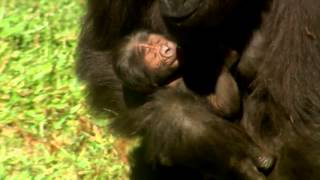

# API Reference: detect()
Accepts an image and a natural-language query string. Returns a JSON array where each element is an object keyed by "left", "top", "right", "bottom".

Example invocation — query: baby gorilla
[
  {"left": 112, "top": 31, "right": 274, "bottom": 178},
  {"left": 113, "top": 31, "right": 240, "bottom": 118},
  {"left": 113, "top": 31, "right": 180, "bottom": 93}
]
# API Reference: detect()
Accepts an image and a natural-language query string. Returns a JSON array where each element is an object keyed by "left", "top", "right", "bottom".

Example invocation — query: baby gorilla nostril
[
  {"left": 160, "top": 45, "right": 174, "bottom": 57},
  {"left": 256, "top": 155, "right": 276, "bottom": 175}
]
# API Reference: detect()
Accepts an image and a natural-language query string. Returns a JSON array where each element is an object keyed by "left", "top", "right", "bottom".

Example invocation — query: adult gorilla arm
[
  {"left": 239, "top": 0, "right": 320, "bottom": 179},
  {"left": 76, "top": 0, "right": 148, "bottom": 113}
]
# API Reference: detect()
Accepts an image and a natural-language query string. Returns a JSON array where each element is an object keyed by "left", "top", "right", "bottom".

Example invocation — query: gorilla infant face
[{"left": 138, "top": 34, "right": 178, "bottom": 71}]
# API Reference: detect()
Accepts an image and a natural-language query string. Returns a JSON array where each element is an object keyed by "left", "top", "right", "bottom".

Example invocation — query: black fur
[
  {"left": 241, "top": 1, "right": 320, "bottom": 179},
  {"left": 76, "top": 0, "right": 320, "bottom": 179}
]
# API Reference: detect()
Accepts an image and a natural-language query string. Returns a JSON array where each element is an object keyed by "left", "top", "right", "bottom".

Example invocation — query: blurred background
[{"left": 0, "top": 0, "right": 127, "bottom": 179}]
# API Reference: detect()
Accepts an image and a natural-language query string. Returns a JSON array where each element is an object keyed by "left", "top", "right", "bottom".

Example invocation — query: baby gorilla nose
[{"left": 160, "top": 42, "right": 176, "bottom": 58}]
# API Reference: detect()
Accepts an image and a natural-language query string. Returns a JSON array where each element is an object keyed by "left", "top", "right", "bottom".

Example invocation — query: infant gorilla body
[
  {"left": 112, "top": 31, "right": 274, "bottom": 178},
  {"left": 113, "top": 31, "right": 240, "bottom": 118}
]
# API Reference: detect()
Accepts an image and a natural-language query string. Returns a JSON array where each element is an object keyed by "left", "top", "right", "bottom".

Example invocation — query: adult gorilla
[{"left": 76, "top": 0, "right": 320, "bottom": 179}]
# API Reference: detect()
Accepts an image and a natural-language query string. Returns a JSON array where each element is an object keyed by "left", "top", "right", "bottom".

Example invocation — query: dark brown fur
[
  {"left": 76, "top": 0, "right": 320, "bottom": 179},
  {"left": 241, "top": 1, "right": 320, "bottom": 179}
]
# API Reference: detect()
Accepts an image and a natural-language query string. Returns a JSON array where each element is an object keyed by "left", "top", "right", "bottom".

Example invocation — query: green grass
[{"left": 0, "top": 0, "right": 127, "bottom": 179}]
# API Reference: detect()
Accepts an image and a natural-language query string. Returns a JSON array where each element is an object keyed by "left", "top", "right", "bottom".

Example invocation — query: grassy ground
[{"left": 0, "top": 0, "right": 127, "bottom": 179}]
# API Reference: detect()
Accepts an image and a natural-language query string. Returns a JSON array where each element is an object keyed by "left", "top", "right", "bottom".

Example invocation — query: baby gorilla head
[{"left": 113, "top": 31, "right": 180, "bottom": 92}]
